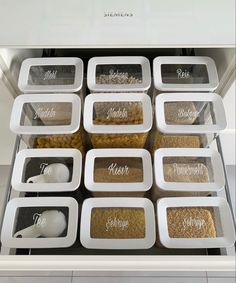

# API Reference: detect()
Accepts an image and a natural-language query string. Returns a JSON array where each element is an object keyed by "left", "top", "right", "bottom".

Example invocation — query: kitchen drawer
[{"left": 0, "top": 50, "right": 235, "bottom": 272}]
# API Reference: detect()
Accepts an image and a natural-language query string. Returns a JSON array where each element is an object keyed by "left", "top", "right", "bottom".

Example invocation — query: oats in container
[{"left": 152, "top": 148, "right": 225, "bottom": 199}]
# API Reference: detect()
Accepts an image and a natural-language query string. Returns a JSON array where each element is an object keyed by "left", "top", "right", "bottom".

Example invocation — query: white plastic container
[
  {"left": 1, "top": 197, "right": 78, "bottom": 249},
  {"left": 11, "top": 148, "right": 82, "bottom": 192},
  {"left": 80, "top": 197, "right": 155, "bottom": 249},
  {"left": 84, "top": 148, "right": 152, "bottom": 197},
  {"left": 152, "top": 148, "right": 225, "bottom": 199},
  {"left": 18, "top": 57, "right": 84, "bottom": 94},
  {"left": 10, "top": 93, "right": 85, "bottom": 154},
  {"left": 83, "top": 93, "right": 153, "bottom": 148},
  {"left": 153, "top": 56, "right": 219, "bottom": 92},
  {"left": 157, "top": 197, "right": 235, "bottom": 249},
  {"left": 152, "top": 92, "right": 227, "bottom": 150},
  {"left": 87, "top": 56, "right": 151, "bottom": 93}
]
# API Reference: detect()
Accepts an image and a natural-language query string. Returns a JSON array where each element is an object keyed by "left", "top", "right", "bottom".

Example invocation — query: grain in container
[
  {"left": 87, "top": 56, "right": 151, "bottom": 93},
  {"left": 152, "top": 148, "right": 225, "bottom": 199},
  {"left": 83, "top": 93, "right": 153, "bottom": 148},
  {"left": 80, "top": 197, "right": 155, "bottom": 249},
  {"left": 151, "top": 92, "right": 226, "bottom": 152},
  {"left": 157, "top": 197, "right": 235, "bottom": 249},
  {"left": 84, "top": 148, "right": 152, "bottom": 197},
  {"left": 10, "top": 93, "right": 85, "bottom": 155}
]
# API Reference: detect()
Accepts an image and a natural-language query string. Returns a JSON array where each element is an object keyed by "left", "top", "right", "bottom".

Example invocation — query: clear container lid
[
  {"left": 84, "top": 93, "right": 152, "bottom": 133},
  {"left": 153, "top": 56, "right": 219, "bottom": 91},
  {"left": 154, "top": 148, "right": 225, "bottom": 192},
  {"left": 10, "top": 94, "right": 81, "bottom": 135},
  {"left": 85, "top": 149, "right": 152, "bottom": 192},
  {"left": 11, "top": 148, "right": 82, "bottom": 192},
  {"left": 1, "top": 197, "right": 78, "bottom": 249},
  {"left": 87, "top": 56, "right": 151, "bottom": 92},
  {"left": 157, "top": 197, "right": 235, "bottom": 249},
  {"left": 80, "top": 198, "right": 155, "bottom": 249},
  {"left": 155, "top": 93, "right": 226, "bottom": 134},
  {"left": 18, "top": 57, "right": 84, "bottom": 93}
]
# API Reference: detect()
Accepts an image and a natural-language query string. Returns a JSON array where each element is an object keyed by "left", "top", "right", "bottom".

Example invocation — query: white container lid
[
  {"left": 154, "top": 148, "right": 225, "bottom": 192},
  {"left": 157, "top": 197, "right": 235, "bottom": 249},
  {"left": 155, "top": 93, "right": 227, "bottom": 134},
  {"left": 11, "top": 148, "right": 82, "bottom": 192},
  {"left": 87, "top": 56, "right": 151, "bottom": 92},
  {"left": 1, "top": 197, "right": 78, "bottom": 249},
  {"left": 153, "top": 56, "right": 219, "bottom": 92},
  {"left": 84, "top": 93, "right": 152, "bottom": 134},
  {"left": 80, "top": 197, "right": 155, "bottom": 249},
  {"left": 10, "top": 93, "right": 81, "bottom": 135},
  {"left": 85, "top": 148, "right": 152, "bottom": 192},
  {"left": 18, "top": 57, "right": 84, "bottom": 93}
]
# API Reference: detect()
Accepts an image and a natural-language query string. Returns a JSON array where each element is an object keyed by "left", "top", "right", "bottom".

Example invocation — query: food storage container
[
  {"left": 84, "top": 148, "right": 152, "bottom": 197},
  {"left": 87, "top": 56, "right": 151, "bottom": 93},
  {"left": 157, "top": 197, "right": 235, "bottom": 249},
  {"left": 18, "top": 57, "right": 84, "bottom": 94},
  {"left": 83, "top": 93, "right": 153, "bottom": 148},
  {"left": 151, "top": 92, "right": 226, "bottom": 151},
  {"left": 11, "top": 148, "right": 82, "bottom": 192},
  {"left": 1, "top": 197, "right": 78, "bottom": 249},
  {"left": 10, "top": 93, "right": 85, "bottom": 154},
  {"left": 152, "top": 148, "right": 225, "bottom": 199},
  {"left": 80, "top": 197, "right": 155, "bottom": 249},
  {"left": 153, "top": 56, "right": 219, "bottom": 92}
]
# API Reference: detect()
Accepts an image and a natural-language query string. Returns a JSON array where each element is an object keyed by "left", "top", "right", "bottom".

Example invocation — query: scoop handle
[{"left": 14, "top": 225, "right": 42, "bottom": 238}]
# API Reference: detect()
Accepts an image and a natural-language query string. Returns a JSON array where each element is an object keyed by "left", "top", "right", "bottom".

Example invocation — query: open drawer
[{"left": 0, "top": 50, "right": 235, "bottom": 272}]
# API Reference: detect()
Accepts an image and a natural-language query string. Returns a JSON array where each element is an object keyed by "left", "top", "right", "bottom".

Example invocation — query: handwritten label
[
  {"left": 183, "top": 217, "right": 206, "bottom": 229},
  {"left": 107, "top": 163, "right": 129, "bottom": 176},
  {"left": 176, "top": 68, "right": 190, "bottom": 79},
  {"left": 177, "top": 108, "right": 199, "bottom": 120},
  {"left": 33, "top": 107, "right": 56, "bottom": 120},
  {"left": 106, "top": 107, "right": 128, "bottom": 119},
  {"left": 108, "top": 69, "right": 129, "bottom": 80},
  {"left": 173, "top": 163, "right": 205, "bottom": 176},
  {"left": 33, "top": 213, "right": 47, "bottom": 227},
  {"left": 105, "top": 217, "right": 129, "bottom": 231},
  {"left": 43, "top": 70, "right": 57, "bottom": 80},
  {"left": 39, "top": 163, "right": 49, "bottom": 174}
]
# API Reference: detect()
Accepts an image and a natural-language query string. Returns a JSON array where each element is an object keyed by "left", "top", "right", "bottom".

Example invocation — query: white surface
[
  {"left": 11, "top": 148, "right": 82, "bottom": 192},
  {"left": 87, "top": 56, "right": 151, "bottom": 92},
  {"left": 153, "top": 56, "right": 219, "bottom": 91},
  {"left": 208, "top": 279, "right": 236, "bottom": 283},
  {"left": 0, "top": 277, "right": 71, "bottom": 283},
  {"left": 0, "top": 0, "right": 235, "bottom": 47},
  {"left": 18, "top": 57, "right": 83, "bottom": 93},
  {"left": 72, "top": 277, "right": 207, "bottom": 283},
  {"left": 85, "top": 148, "right": 152, "bottom": 192},
  {"left": 10, "top": 93, "right": 81, "bottom": 135},
  {"left": 0, "top": 72, "right": 16, "bottom": 165},
  {"left": 1, "top": 197, "right": 78, "bottom": 248},
  {"left": 80, "top": 197, "right": 155, "bottom": 249},
  {"left": 220, "top": 80, "right": 236, "bottom": 165}
]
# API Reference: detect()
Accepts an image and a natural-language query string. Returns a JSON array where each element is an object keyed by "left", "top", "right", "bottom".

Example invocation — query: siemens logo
[{"left": 104, "top": 12, "right": 134, "bottom": 18}]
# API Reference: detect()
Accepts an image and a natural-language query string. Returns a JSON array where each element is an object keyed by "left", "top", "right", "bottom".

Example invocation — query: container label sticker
[
  {"left": 107, "top": 163, "right": 129, "bottom": 176},
  {"left": 105, "top": 217, "right": 129, "bottom": 231}
]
